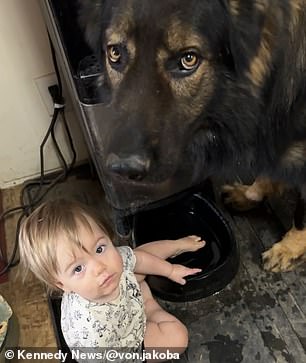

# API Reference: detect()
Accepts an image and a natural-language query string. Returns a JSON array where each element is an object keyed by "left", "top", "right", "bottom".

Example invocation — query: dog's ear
[{"left": 77, "top": 0, "right": 105, "bottom": 50}]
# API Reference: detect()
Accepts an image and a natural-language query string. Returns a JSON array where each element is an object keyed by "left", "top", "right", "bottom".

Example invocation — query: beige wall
[{"left": 0, "top": 0, "right": 88, "bottom": 188}]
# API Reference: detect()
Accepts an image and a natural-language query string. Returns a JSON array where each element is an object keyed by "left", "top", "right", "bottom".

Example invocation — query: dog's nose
[{"left": 106, "top": 153, "right": 151, "bottom": 180}]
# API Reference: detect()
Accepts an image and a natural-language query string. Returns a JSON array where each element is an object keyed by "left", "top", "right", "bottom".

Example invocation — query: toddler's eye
[
  {"left": 96, "top": 245, "right": 105, "bottom": 254},
  {"left": 74, "top": 265, "right": 84, "bottom": 274}
]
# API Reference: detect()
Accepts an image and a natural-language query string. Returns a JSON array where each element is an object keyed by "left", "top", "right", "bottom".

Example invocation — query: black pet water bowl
[{"left": 132, "top": 192, "right": 239, "bottom": 302}]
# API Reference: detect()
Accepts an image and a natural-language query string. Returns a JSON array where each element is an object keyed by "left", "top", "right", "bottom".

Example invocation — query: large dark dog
[{"left": 78, "top": 0, "right": 306, "bottom": 272}]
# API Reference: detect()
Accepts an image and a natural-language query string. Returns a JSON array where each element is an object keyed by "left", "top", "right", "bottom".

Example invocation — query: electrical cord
[
  {"left": 48, "top": 32, "right": 63, "bottom": 100},
  {"left": 0, "top": 33, "right": 77, "bottom": 277}
]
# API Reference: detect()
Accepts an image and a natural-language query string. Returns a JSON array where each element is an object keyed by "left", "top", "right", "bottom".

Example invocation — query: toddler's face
[{"left": 55, "top": 217, "right": 123, "bottom": 303}]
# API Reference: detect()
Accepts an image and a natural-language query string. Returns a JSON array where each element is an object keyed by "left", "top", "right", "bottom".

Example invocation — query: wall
[{"left": 0, "top": 0, "right": 88, "bottom": 188}]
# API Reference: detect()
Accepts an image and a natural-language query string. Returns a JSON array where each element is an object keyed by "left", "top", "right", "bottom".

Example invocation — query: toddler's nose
[{"left": 92, "top": 260, "right": 106, "bottom": 276}]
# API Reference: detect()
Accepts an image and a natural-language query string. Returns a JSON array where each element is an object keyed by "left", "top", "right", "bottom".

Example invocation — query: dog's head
[{"left": 78, "top": 0, "right": 279, "bottom": 209}]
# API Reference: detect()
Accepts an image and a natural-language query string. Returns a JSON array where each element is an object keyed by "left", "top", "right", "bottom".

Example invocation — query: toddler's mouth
[{"left": 100, "top": 273, "right": 115, "bottom": 287}]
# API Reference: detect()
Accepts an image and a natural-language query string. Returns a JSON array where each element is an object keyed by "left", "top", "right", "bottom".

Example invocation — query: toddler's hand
[{"left": 168, "top": 264, "right": 202, "bottom": 285}]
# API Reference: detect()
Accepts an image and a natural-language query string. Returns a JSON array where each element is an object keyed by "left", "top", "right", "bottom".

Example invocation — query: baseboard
[{"left": 1, "top": 159, "right": 90, "bottom": 189}]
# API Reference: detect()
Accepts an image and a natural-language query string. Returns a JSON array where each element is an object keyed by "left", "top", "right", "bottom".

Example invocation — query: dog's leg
[
  {"left": 263, "top": 189, "right": 306, "bottom": 272},
  {"left": 222, "top": 176, "right": 285, "bottom": 211}
]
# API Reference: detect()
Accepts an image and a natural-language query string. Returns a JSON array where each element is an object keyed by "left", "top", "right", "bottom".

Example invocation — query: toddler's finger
[
  {"left": 188, "top": 235, "right": 201, "bottom": 240},
  {"left": 193, "top": 236, "right": 206, "bottom": 245},
  {"left": 186, "top": 268, "right": 202, "bottom": 275},
  {"left": 179, "top": 278, "right": 186, "bottom": 285}
]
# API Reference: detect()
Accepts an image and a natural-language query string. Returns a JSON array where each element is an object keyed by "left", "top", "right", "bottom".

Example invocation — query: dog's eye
[
  {"left": 107, "top": 45, "right": 121, "bottom": 64},
  {"left": 180, "top": 52, "right": 199, "bottom": 71}
]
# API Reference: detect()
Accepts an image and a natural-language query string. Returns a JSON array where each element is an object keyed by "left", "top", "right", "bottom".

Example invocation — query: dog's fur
[{"left": 78, "top": 0, "right": 306, "bottom": 271}]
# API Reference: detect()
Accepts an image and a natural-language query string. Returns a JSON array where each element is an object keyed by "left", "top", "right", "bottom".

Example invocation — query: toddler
[{"left": 19, "top": 199, "right": 205, "bottom": 361}]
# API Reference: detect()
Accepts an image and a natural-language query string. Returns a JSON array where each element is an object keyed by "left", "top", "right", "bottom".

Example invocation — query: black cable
[
  {"left": 48, "top": 32, "right": 63, "bottom": 99},
  {"left": 61, "top": 111, "right": 77, "bottom": 172},
  {"left": 51, "top": 124, "right": 69, "bottom": 175},
  {"left": 0, "top": 209, "right": 28, "bottom": 275},
  {"left": 20, "top": 109, "right": 76, "bottom": 209}
]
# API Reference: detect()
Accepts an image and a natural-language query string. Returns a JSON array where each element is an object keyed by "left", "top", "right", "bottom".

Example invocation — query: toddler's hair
[{"left": 19, "top": 198, "right": 114, "bottom": 293}]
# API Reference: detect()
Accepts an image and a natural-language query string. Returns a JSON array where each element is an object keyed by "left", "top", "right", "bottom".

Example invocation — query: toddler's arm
[{"left": 134, "top": 249, "right": 201, "bottom": 285}]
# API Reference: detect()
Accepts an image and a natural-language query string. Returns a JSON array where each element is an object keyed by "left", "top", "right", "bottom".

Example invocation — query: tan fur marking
[
  {"left": 156, "top": 48, "right": 169, "bottom": 74},
  {"left": 105, "top": 62, "right": 124, "bottom": 85},
  {"left": 263, "top": 227, "right": 306, "bottom": 272},
  {"left": 170, "top": 62, "right": 215, "bottom": 118},
  {"left": 289, "top": 0, "right": 303, "bottom": 16},
  {"left": 248, "top": 1, "right": 304, "bottom": 88},
  {"left": 281, "top": 142, "right": 306, "bottom": 167},
  {"left": 222, "top": 177, "right": 285, "bottom": 211},
  {"left": 104, "top": 2, "right": 135, "bottom": 87},
  {"left": 248, "top": 22, "right": 273, "bottom": 88},
  {"left": 254, "top": 0, "right": 269, "bottom": 12},
  {"left": 288, "top": 0, "right": 305, "bottom": 73},
  {"left": 228, "top": 0, "right": 241, "bottom": 16},
  {"left": 169, "top": 61, "right": 212, "bottom": 94},
  {"left": 222, "top": 183, "right": 263, "bottom": 211},
  {"left": 288, "top": 1, "right": 303, "bottom": 47},
  {"left": 247, "top": 177, "right": 285, "bottom": 198},
  {"left": 228, "top": 1, "right": 274, "bottom": 89},
  {"left": 105, "top": 0, "right": 133, "bottom": 45},
  {"left": 157, "top": 17, "right": 215, "bottom": 118},
  {"left": 164, "top": 18, "right": 206, "bottom": 53}
]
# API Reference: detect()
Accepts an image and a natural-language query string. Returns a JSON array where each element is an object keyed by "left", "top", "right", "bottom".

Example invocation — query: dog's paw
[
  {"left": 262, "top": 228, "right": 306, "bottom": 272},
  {"left": 262, "top": 244, "right": 299, "bottom": 272},
  {"left": 221, "top": 183, "right": 262, "bottom": 211}
]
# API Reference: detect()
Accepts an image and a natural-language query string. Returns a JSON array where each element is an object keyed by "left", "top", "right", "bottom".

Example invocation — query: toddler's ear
[{"left": 55, "top": 280, "right": 65, "bottom": 291}]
